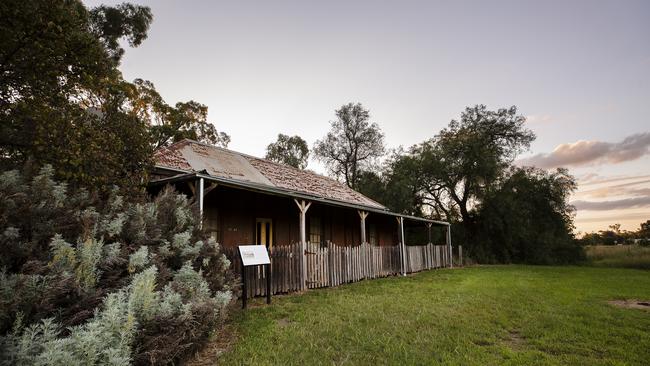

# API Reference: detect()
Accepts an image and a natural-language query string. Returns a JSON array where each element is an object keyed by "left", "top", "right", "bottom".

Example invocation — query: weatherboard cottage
[{"left": 149, "top": 139, "right": 456, "bottom": 296}]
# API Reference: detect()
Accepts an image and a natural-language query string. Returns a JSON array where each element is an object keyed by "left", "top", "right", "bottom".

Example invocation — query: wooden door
[{"left": 255, "top": 218, "right": 273, "bottom": 248}]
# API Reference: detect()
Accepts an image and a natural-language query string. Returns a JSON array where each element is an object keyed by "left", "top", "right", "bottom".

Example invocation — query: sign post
[{"left": 238, "top": 245, "right": 272, "bottom": 309}]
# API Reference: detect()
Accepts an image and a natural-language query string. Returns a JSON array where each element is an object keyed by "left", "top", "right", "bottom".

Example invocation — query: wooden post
[
  {"left": 446, "top": 224, "right": 453, "bottom": 268},
  {"left": 195, "top": 178, "right": 205, "bottom": 228},
  {"left": 426, "top": 222, "right": 432, "bottom": 244},
  {"left": 358, "top": 210, "right": 368, "bottom": 244},
  {"left": 294, "top": 199, "right": 311, "bottom": 291},
  {"left": 397, "top": 216, "right": 406, "bottom": 276}
]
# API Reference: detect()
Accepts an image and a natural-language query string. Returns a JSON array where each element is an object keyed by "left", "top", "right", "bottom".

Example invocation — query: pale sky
[{"left": 86, "top": 0, "right": 650, "bottom": 234}]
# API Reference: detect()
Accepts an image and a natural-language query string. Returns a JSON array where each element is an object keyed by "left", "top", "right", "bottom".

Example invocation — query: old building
[{"left": 150, "top": 139, "right": 454, "bottom": 294}]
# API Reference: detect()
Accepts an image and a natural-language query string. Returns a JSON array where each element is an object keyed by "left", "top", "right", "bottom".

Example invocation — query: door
[{"left": 255, "top": 218, "right": 273, "bottom": 248}]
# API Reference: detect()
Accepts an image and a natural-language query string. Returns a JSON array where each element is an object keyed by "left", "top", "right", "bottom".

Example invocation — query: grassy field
[
  {"left": 585, "top": 245, "right": 650, "bottom": 270},
  {"left": 216, "top": 266, "right": 650, "bottom": 365}
]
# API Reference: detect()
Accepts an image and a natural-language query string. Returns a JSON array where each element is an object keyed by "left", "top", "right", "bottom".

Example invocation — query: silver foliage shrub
[{"left": 0, "top": 166, "right": 234, "bottom": 365}]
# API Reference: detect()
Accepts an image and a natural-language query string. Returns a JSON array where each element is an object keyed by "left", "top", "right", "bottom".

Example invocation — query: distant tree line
[{"left": 578, "top": 221, "right": 650, "bottom": 246}]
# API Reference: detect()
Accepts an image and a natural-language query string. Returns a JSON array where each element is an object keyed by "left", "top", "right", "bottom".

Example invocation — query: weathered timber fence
[{"left": 224, "top": 243, "right": 462, "bottom": 298}]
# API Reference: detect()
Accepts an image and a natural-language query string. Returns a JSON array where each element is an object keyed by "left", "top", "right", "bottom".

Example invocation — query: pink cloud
[
  {"left": 518, "top": 132, "right": 650, "bottom": 169},
  {"left": 572, "top": 196, "right": 650, "bottom": 211}
]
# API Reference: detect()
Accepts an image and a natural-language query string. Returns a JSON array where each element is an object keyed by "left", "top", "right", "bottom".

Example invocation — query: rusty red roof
[{"left": 153, "top": 139, "right": 386, "bottom": 210}]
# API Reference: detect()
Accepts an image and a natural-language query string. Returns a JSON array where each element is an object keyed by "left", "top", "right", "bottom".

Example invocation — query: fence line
[{"left": 224, "top": 243, "right": 462, "bottom": 298}]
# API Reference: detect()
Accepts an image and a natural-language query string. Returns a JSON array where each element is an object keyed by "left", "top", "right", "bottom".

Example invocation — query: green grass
[
  {"left": 218, "top": 266, "right": 650, "bottom": 365},
  {"left": 585, "top": 245, "right": 650, "bottom": 270}
]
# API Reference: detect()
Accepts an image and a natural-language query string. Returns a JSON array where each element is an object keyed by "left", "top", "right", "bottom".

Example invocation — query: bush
[
  {"left": 469, "top": 167, "right": 585, "bottom": 264},
  {"left": 0, "top": 166, "right": 235, "bottom": 365}
]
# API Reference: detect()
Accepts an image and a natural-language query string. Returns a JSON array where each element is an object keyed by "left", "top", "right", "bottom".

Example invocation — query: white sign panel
[{"left": 238, "top": 245, "right": 271, "bottom": 266}]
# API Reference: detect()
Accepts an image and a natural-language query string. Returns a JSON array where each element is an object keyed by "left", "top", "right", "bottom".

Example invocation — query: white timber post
[
  {"left": 426, "top": 222, "right": 432, "bottom": 244},
  {"left": 398, "top": 216, "right": 406, "bottom": 276},
  {"left": 196, "top": 177, "right": 205, "bottom": 228},
  {"left": 446, "top": 224, "right": 453, "bottom": 268},
  {"left": 294, "top": 199, "right": 311, "bottom": 291},
  {"left": 358, "top": 210, "right": 368, "bottom": 244}
]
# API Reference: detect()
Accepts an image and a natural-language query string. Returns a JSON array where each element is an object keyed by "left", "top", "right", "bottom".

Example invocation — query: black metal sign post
[
  {"left": 240, "top": 256, "right": 247, "bottom": 309},
  {"left": 238, "top": 245, "right": 272, "bottom": 310},
  {"left": 266, "top": 263, "right": 271, "bottom": 305}
]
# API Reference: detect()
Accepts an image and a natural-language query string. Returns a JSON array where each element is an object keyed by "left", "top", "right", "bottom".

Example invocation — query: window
[
  {"left": 309, "top": 217, "right": 321, "bottom": 244},
  {"left": 368, "top": 223, "right": 378, "bottom": 245}
]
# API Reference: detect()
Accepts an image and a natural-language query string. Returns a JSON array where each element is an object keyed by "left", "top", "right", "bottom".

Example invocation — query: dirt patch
[
  {"left": 608, "top": 299, "right": 650, "bottom": 310},
  {"left": 185, "top": 321, "right": 238, "bottom": 366},
  {"left": 504, "top": 330, "right": 526, "bottom": 350},
  {"left": 276, "top": 318, "right": 292, "bottom": 327}
]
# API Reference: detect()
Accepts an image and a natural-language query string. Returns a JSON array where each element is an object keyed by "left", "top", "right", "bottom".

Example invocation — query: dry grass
[{"left": 585, "top": 245, "right": 650, "bottom": 269}]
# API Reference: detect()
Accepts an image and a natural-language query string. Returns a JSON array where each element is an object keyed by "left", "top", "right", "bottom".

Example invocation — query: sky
[{"left": 85, "top": 0, "right": 650, "bottom": 234}]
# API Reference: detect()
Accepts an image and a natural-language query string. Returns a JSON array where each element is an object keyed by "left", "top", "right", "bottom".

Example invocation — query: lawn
[{"left": 216, "top": 266, "right": 650, "bottom": 365}]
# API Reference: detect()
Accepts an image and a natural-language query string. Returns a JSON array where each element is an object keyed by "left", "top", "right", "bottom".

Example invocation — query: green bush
[
  {"left": 469, "top": 167, "right": 585, "bottom": 264},
  {"left": 0, "top": 166, "right": 234, "bottom": 365}
]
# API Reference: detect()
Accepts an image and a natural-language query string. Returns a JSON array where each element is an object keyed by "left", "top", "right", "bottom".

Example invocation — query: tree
[
  {"left": 609, "top": 223, "right": 621, "bottom": 235},
  {"left": 133, "top": 79, "right": 230, "bottom": 150},
  {"left": 0, "top": 1, "right": 229, "bottom": 191},
  {"left": 640, "top": 220, "right": 650, "bottom": 238},
  {"left": 357, "top": 150, "right": 427, "bottom": 217},
  {"left": 415, "top": 105, "right": 535, "bottom": 227},
  {"left": 0, "top": 0, "right": 154, "bottom": 190},
  {"left": 474, "top": 167, "right": 583, "bottom": 264},
  {"left": 265, "top": 134, "right": 309, "bottom": 169},
  {"left": 313, "top": 103, "right": 385, "bottom": 189}
]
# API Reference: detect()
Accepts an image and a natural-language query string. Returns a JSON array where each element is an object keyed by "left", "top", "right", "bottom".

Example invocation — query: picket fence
[{"left": 224, "top": 242, "right": 461, "bottom": 298}]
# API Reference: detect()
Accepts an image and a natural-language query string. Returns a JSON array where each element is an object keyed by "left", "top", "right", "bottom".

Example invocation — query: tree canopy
[
  {"left": 265, "top": 134, "right": 309, "bottom": 169},
  {"left": 131, "top": 79, "right": 230, "bottom": 150},
  {"left": 474, "top": 167, "right": 582, "bottom": 264},
  {"left": 0, "top": 0, "right": 228, "bottom": 191},
  {"left": 356, "top": 105, "right": 581, "bottom": 264},
  {"left": 313, "top": 103, "right": 385, "bottom": 189},
  {"left": 416, "top": 105, "right": 535, "bottom": 224},
  {"left": 356, "top": 149, "right": 426, "bottom": 217}
]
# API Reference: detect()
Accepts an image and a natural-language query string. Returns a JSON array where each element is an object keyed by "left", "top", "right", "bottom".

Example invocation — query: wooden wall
[{"left": 202, "top": 185, "right": 400, "bottom": 249}]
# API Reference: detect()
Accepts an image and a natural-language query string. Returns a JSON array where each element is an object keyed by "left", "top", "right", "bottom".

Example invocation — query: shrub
[{"left": 0, "top": 166, "right": 234, "bottom": 365}]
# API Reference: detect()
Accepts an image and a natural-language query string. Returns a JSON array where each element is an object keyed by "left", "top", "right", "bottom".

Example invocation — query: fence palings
[{"left": 223, "top": 242, "right": 462, "bottom": 298}]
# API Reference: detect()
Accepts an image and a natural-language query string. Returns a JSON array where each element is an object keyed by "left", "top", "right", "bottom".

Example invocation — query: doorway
[{"left": 256, "top": 218, "right": 273, "bottom": 248}]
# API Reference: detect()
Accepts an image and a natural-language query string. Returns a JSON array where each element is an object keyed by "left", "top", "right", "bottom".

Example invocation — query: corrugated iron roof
[{"left": 153, "top": 139, "right": 386, "bottom": 210}]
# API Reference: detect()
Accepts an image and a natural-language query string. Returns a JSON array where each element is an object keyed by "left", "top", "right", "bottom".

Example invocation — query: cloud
[
  {"left": 577, "top": 173, "right": 650, "bottom": 186},
  {"left": 518, "top": 132, "right": 650, "bottom": 169},
  {"left": 575, "top": 212, "right": 649, "bottom": 224},
  {"left": 526, "top": 115, "right": 553, "bottom": 124},
  {"left": 572, "top": 196, "right": 650, "bottom": 211},
  {"left": 573, "top": 179, "right": 650, "bottom": 199}
]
